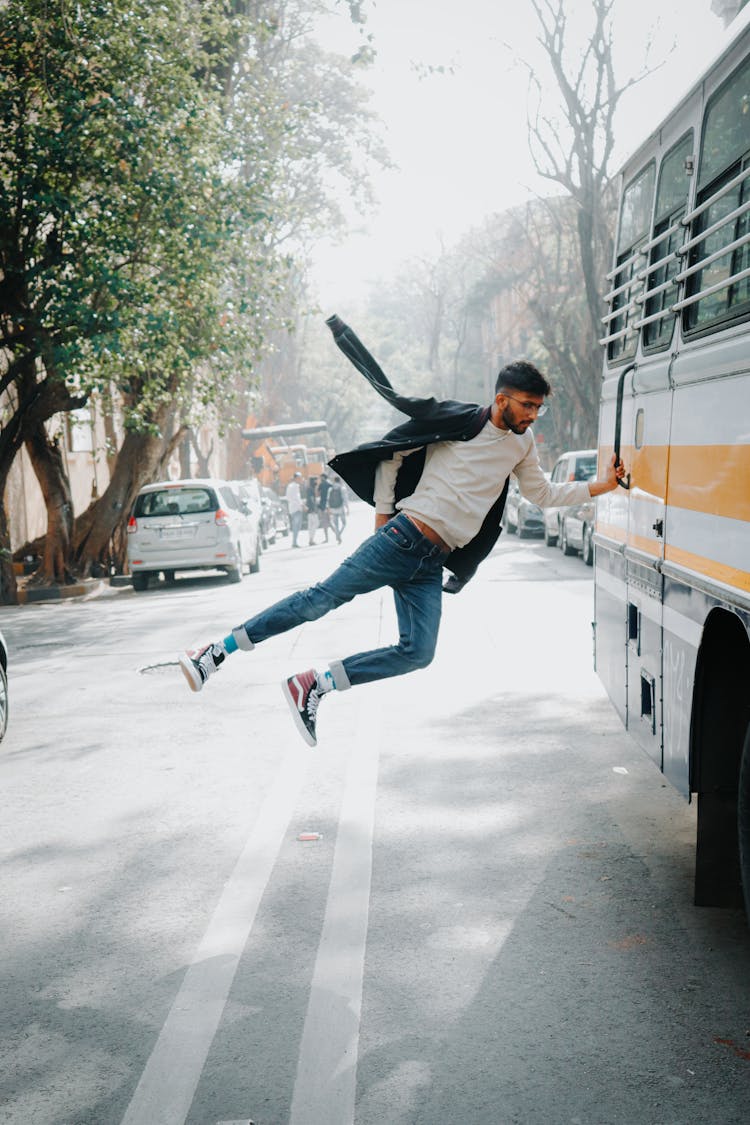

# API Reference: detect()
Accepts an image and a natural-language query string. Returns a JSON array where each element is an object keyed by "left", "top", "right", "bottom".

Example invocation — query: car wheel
[
  {"left": 228, "top": 547, "right": 243, "bottom": 583},
  {"left": 506, "top": 517, "right": 516, "bottom": 535},
  {"left": 132, "top": 572, "right": 150, "bottom": 591},
  {"left": 544, "top": 524, "right": 557, "bottom": 548},
  {"left": 582, "top": 524, "right": 594, "bottom": 566},
  {"left": 164, "top": 569, "right": 176, "bottom": 584},
  {"left": 561, "top": 523, "right": 577, "bottom": 556},
  {"left": 0, "top": 660, "right": 8, "bottom": 743},
  {"left": 249, "top": 542, "right": 261, "bottom": 574}
]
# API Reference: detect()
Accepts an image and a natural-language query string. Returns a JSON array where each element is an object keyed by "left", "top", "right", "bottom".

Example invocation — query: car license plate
[{"left": 160, "top": 525, "right": 192, "bottom": 540}]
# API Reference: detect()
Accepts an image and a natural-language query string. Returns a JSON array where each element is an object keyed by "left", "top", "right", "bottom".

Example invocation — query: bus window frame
[
  {"left": 683, "top": 55, "right": 750, "bottom": 339},
  {"left": 606, "top": 160, "right": 656, "bottom": 366},
  {"left": 641, "top": 130, "right": 694, "bottom": 355}
]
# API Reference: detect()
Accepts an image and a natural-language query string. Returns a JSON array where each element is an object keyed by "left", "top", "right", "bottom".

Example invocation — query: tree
[
  {"left": 230, "top": 0, "right": 388, "bottom": 440},
  {"left": 502, "top": 0, "right": 658, "bottom": 445},
  {"left": 0, "top": 0, "right": 278, "bottom": 588},
  {"left": 1, "top": 0, "right": 382, "bottom": 595}
]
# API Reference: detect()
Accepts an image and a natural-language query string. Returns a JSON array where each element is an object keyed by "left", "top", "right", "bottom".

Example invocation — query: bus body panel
[
  {"left": 595, "top": 9, "right": 750, "bottom": 909},
  {"left": 593, "top": 544, "right": 628, "bottom": 726}
]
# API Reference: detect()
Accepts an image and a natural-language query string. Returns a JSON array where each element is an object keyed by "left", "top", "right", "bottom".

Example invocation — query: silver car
[
  {"left": 127, "top": 479, "right": 261, "bottom": 591},
  {"left": 503, "top": 479, "right": 544, "bottom": 538},
  {"left": 542, "top": 449, "right": 598, "bottom": 547},
  {"left": 560, "top": 497, "right": 596, "bottom": 565}
]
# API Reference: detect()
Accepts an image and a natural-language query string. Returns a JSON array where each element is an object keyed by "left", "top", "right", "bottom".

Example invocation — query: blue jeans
[{"left": 239, "top": 513, "right": 448, "bottom": 689}]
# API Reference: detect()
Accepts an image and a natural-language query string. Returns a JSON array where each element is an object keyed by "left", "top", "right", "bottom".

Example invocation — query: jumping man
[{"left": 178, "top": 316, "right": 625, "bottom": 746}]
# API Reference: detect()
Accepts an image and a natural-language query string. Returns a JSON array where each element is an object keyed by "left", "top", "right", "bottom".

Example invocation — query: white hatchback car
[{"left": 127, "top": 478, "right": 260, "bottom": 591}]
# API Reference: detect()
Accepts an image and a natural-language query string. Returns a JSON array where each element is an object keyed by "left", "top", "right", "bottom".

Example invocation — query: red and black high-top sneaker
[{"left": 282, "top": 669, "right": 324, "bottom": 747}]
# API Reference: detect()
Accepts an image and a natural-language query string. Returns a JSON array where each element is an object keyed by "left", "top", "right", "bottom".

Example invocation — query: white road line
[
  {"left": 120, "top": 748, "right": 310, "bottom": 1125},
  {"left": 288, "top": 700, "right": 382, "bottom": 1125}
]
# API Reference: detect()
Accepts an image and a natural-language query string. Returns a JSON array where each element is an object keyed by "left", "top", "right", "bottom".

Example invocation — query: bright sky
[{"left": 310, "top": 0, "right": 730, "bottom": 309}]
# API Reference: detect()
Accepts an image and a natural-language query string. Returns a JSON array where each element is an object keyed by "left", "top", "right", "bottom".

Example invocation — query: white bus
[{"left": 596, "top": 9, "right": 750, "bottom": 914}]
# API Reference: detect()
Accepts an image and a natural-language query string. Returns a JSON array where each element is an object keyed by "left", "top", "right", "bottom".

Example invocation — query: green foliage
[
  {"left": 0, "top": 0, "right": 279, "bottom": 433},
  {"left": 0, "top": 0, "right": 384, "bottom": 437}
]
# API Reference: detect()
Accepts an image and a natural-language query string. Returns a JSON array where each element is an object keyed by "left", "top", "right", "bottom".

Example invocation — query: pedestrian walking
[
  {"left": 179, "top": 315, "right": 625, "bottom": 747},
  {"left": 285, "top": 472, "right": 303, "bottom": 548},
  {"left": 305, "top": 475, "right": 320, "bottom": 545},
  {"left": 318, "top": 473, "right": 331, "bottom": 543},
  {"left": 327, "top": 475, "right": 347, "bottom": 544}
]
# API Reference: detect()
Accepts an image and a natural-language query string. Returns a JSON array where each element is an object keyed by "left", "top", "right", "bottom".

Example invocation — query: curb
[{"left": 16, "top": 578, "right": 134, "bottom": 605}]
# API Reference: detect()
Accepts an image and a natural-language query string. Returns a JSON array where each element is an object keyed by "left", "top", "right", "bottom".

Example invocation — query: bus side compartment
[
  {"left": 623, "top": 562, "right": 664, "bottom": 771},
  {"left": 593, "top": 543, "right": 627, "bottom": 727}
]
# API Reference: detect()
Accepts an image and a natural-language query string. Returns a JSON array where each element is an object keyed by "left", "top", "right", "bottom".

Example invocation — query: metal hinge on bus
[{"left": 652, "top": 519, "right": 664, "bottom": 537}]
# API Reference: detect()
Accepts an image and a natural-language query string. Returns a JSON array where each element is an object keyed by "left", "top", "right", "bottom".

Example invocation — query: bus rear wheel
[{"left": 737, "top": 723, "right": 750, "bottom": 922}]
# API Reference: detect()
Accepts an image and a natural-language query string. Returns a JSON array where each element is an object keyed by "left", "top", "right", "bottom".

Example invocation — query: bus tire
[{"left": 738, "top": 722, "right": 750, "bottom": 922}]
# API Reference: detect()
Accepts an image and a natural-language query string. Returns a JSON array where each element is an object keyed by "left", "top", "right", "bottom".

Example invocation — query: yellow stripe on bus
[
  {"left": 664, "top": 543, "right": 750, "bottom": 593},
  {"left": 629, "top": 445, "right": 669, "bottom": 501},
  {"left": 667, "top": 445, "right": 750, "bottom": 522},
  {"left": 598, "top": 443, "right": 750, "bottom": 523}
]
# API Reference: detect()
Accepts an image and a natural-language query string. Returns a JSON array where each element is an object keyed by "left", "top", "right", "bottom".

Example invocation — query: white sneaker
[{"left": 178, "top": 643, "right": 225, "bottom": 693}]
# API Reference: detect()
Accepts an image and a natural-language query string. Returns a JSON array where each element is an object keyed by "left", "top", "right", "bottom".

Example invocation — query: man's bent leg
[
  {"left": 238, "top": 528, "right": 405, "bottom": 646},
  {"left": 181, "top": 516, "right": 446, "bottom": 708},
  {"left": 331, "top": 563, "right": 443, "bottom": 689}
]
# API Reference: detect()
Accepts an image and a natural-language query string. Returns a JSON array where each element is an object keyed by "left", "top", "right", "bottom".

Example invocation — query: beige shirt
[{"left": 373, "top": 419, "right": 591, "bottom": 550}]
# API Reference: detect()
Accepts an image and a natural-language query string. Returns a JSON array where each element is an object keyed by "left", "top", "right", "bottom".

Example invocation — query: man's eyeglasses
[{"left": 502, "top": 392, "right": 548, "bottom": 417}]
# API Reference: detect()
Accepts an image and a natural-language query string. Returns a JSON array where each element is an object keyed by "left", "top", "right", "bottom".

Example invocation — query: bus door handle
[{"left": 613, "top": 362, "right": 635, "bottom": 490}]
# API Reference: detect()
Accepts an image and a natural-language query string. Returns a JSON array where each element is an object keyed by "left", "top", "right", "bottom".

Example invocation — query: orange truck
[{"left": 241, "top": 422, "right": 333, "bottom": 491}]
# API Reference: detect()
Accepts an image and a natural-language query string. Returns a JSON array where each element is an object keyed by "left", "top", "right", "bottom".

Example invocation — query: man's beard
[{"left": 502, "top": 408, "right": 529, "bottom": 435}]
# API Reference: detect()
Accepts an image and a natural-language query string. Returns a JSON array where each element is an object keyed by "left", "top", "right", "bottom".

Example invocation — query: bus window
[
  {"left": 607, "top": 162, "right": 655, "bottom": 362},
  {"left": 642, "top": 133, "right": 693, "bottom": 350},
  {"left": 684, "top": 56, "right": 750, "bottom": 332}
]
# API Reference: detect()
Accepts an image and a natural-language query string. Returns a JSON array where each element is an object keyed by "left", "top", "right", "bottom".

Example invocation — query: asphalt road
[{"left": 1, "top": 505, "right": 749, "bottom": 1125}]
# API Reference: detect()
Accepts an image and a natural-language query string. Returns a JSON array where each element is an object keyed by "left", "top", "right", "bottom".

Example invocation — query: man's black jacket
[{"left": 325, "top": 315, "right": 508, "bottom": 588}]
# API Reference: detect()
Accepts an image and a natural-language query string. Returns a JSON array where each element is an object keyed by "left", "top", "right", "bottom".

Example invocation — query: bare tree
[{"left": 512, "top": 0, "right": 660, "bottom": 442}]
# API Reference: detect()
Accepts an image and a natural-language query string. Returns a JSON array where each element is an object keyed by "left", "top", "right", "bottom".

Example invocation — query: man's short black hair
[{"left": 495, "top": 360, "right": 551, "bottom": 398}]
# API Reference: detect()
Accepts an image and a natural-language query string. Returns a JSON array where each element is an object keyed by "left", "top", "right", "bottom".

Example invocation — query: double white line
[{"left": 121, "top": 703, "right": 381, "bottom": 1125}]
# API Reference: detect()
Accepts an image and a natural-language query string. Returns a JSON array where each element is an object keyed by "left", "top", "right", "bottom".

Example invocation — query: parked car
[
  {"left": 542, "top": 449, "right": 598, "bottom": 547},
  {"left": 503, "top": 479, "right": 544, "bottom": 538},
  {"left": 261, "top": 486, "right": 290, "bottom": 546},
  {"left": 0, "top": 628, "right": 8, "bottom": 743},
  {"left": 231, "top": 478, "right": 266, "bottom": 546},
  {"left": 127, "top": 478, "right": 261, "bottom": 591},
  {"left": 560, "top": 497, "right": 596, "bottom": 565}
]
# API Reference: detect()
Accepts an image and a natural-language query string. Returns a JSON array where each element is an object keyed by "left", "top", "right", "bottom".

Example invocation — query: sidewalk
[{"left": 13, "top": 573, "right": 133, "bottom": 605}]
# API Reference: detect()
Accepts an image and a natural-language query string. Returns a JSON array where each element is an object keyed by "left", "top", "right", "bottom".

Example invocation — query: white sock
[{"left": 315, "top": 669, "right": 336, "bottom": 694}]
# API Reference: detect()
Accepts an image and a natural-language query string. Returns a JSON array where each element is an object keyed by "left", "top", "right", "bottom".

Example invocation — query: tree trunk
[
  {"left": 23, "top": 420, "right": 76, "bottom": 586},
  {"left": 0, "top": 502, "right": 18, "bottom": 606},
  {"left": 0, "top": 360, "right": 35, "bottom": 605},
  {"left": 72, "top": 420, "right": 187, "bottom": 576},
  {"left": 189, "top": 429, "right": 213, "bottom": 477}
]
